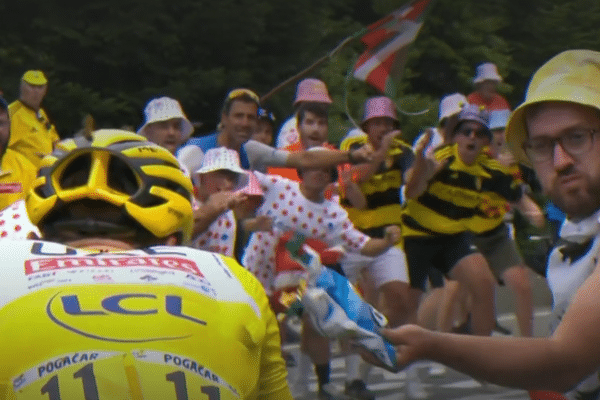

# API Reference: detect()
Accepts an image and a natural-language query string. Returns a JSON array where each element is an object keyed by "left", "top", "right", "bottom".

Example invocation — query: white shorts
[{"left": 340, "top": 246, "right": 409, "bottom": 289}]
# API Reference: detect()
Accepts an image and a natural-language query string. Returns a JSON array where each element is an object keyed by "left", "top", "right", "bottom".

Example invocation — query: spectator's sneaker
[
  {"left": 281, "top": 350, "right": 296, "bottom": 367},
  {"left": 494, "top": 321, "right": 512, "bottom": 335},
  {"left": 344, "top": 379, "right": 375, "bottom": 400},
  {"left": 318, "top": 382, "right": 346, "bottom": 400},
  {"left": 290, "top": 378, "right": 309, "bottom": 399},
  {"left": 406, "top": 380, "right": 428, "bottom": 400},
  {"left": 428, "top": 362, "right": 447, "bottom": 377}
]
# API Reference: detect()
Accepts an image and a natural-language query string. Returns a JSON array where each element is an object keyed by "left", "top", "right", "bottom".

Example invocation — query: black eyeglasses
[
  {"left": 456, "top": 126, "right": 490, "bottom": 140},
  {"left": 522, "top": 128, "right": 600, "bottom": 163}
]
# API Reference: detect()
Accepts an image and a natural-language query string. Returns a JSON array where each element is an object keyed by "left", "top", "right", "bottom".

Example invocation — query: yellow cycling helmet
[{"left": 26, "top": 129, "right": 194, "bottom": 245}]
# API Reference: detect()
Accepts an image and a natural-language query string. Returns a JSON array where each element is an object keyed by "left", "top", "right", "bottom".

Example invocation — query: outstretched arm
[
  {"left": 512, "top": 193, "right": 546, "bottom": 229},
  {"left": 242, "top": 140, "right": 373, "bottom": 170},
  {"left": 381, "top": 258, "right": 600, "bottom": 392}
]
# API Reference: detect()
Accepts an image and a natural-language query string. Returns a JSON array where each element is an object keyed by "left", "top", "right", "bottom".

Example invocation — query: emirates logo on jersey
[
  {"left": 0, "top": 182, "right": 22, "bottom": 193},
  {"left": 25, "top": 256, "right": 204, "bottom": 277}
]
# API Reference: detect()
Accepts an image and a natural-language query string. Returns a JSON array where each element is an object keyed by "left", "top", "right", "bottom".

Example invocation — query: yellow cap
[
  {"left": 506, "top": 50, "right": 600, "bottom": 167},
  {"left": 22, "top": 70, "right": 48, "bottom": 85}
]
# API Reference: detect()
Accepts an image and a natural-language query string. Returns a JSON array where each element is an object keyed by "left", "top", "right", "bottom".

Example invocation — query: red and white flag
[{"left": 353, "top": 0, "right": 434, "bottom": 95}]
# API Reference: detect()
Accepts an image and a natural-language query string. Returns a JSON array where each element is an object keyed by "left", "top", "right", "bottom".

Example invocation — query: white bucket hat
[
  {"left": 489, "top": 109, "right": 511, "bottom": 130},
  {"left": 195, "top": 147, "right": 265, "bottom": 198},
  {"left": 439, "top": 93, "right": 467, "bottom": 122},
  {"left": 195, "top": 147, "right": 245, "bottom": 175},
  {"left": 137, "top": 97, "right": 194, "bottom": 139},
  {"left": 473, "top": 62, "right": 503, "bottom": 84}
]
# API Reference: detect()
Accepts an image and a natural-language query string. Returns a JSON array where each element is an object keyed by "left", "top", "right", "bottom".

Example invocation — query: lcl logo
[{"left": 46, "top": 292, "right": 207, "bottom": 342}]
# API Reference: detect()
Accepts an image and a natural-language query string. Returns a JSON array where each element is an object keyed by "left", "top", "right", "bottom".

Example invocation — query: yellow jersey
[
  {"left": 8, "top": 101, "right": 59, "bottom": 168},
  {"left": 339, "top": 135, "right": 414, "bottom": 237},
  {"left": 0, "top": 240, "right": 292, "bottom": 400},
  {"left": 402, "top": 144, "right": 523, "bottom": 237},
  {"left": 0, "top": 149, "right": 37, "bottom": 211}
]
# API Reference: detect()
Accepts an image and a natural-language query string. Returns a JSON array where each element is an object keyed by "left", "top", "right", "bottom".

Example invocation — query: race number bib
[
  {"left": 132, "top": 350, "right": 240, "bottom": 399},
  {"left": 13, "top": 351, "right": 131, "bottom": 400}
]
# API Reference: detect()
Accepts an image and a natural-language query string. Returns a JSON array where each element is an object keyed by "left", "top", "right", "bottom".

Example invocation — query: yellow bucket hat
[
  {"left": 22, "top": 70, "right": 48, "bottom": 86},
  {"left": 506, "top": 49, "right": 600, "bottom": 166}
]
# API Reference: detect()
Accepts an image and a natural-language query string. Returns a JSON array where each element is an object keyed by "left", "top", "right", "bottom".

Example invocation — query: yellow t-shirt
[
  {"left": 339, "top": 135, "right": 414, "bottom": 237},
  {"left": 8, "top": 101, "right": 59, "bottom": 168},
  {"left": 0, "top": 148, "right": 37, "bottom": 211},
  {"left": 0, "top": 240, "right": 292, "bottom": 400},
  {"left": 402, "top": 144, "right": 523, "bottom": 237}
]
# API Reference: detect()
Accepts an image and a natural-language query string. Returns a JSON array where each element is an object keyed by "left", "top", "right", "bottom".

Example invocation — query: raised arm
[
  {"left": 403, "top": 130, "right": 441, "bottom": 199},
  {"left": 512, "top": 193, "right": 546, "bottom": 229},
  {"left": 192, "top": 191, "right": 247, "bottom": 236}
]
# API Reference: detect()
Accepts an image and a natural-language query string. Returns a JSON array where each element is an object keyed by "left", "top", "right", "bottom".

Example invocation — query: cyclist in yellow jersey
[
  {"left": 0, "top": 129, "right": 292, "bottom": 400},
  {"left": 0, "top": 96, "right": 37, "bottom": 211},
  {"left": 8, "top": 70, "right": 60, "bottom": 168}
]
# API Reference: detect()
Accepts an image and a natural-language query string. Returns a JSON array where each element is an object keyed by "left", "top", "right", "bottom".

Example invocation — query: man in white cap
[
  {"left": 467, "top": 62, "right": 511, "bottom": 111},
  {"left": 8, "top": 70, "right": 59, "bottom": 168},
  {"left": 380, "top": 49, "right": 600, "bottom": 400},
  {"left": 276, "top": 78, "right": 333, "bottom": 149},
  {"left": 413, "top": 93, "right": 468, "bottom": 157},
  {"left": 137, "top": 96, "right": 194, "bottom": 155}
]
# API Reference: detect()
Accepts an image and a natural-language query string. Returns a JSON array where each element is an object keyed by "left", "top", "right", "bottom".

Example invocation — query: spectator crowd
[{"left": 5, "top": 54, "right": 594, "bottom": 400}]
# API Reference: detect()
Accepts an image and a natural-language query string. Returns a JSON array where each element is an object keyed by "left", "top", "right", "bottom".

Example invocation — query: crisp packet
[{"left": 285, "top": 237, "right": 399, "bottom": 372}]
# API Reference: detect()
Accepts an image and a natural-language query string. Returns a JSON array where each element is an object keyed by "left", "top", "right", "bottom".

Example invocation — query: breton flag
[{"left": 353, "top": 0, "right": 434, "bottom": 95}]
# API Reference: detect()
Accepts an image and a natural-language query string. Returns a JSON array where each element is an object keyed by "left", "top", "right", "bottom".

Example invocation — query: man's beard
[{"left": 551, "top": 172, "right": 600, "bottom": 219}]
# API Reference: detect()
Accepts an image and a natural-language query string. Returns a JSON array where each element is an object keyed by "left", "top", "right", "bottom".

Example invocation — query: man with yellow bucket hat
[{"left": 366, "top": 50, "right": 600, "bottom": 399}]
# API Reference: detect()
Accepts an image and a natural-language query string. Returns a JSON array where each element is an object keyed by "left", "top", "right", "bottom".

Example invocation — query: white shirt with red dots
[
  {"left": 191, "top": 209, "right": 237, "bottom": 258},
  {"left": 242, "top": 172, "right": 369, "bottom": 294},
  {"left": 0, "top": 200, "right": 41, "bottom": 240}
]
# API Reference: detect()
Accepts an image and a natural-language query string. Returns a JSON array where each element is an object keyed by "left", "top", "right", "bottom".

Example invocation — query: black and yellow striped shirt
[
  {"left": 402, "top": 144, "right": 523, "bottom": 237},
  {"left": 340, "top": 134, "right": 414, "bottom": 238}
]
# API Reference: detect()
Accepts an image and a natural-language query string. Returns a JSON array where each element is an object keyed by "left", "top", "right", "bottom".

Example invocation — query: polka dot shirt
[
  {"left": 0, "top": 200, "right": 41, "bottom": 240},
  {"left": 242, "top": 172, "right": 368, "bottom": 294}
]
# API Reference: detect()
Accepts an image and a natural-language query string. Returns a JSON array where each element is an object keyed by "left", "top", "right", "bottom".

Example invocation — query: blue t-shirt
[
  {"left": 181, "top": 132, "right": 251, "bottom": 169},
  {"left": 184, "top": 132, "right": 218, "bottom": 153}
]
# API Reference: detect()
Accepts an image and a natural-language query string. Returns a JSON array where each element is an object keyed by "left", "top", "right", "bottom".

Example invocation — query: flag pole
[{"left": 260, "top": 30, "right": 367, "bottom": 103}]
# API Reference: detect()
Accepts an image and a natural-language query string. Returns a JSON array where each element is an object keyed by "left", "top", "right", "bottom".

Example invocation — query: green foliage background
[{"left": 1, "top": 0, "right": 598, "bottom": 147}]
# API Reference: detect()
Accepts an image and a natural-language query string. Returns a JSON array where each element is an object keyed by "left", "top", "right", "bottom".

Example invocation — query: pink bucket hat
[
  {"left": 361, "top": 96, "right": 400, "bottom": 128},
  {"left": 294, "top": 78, "right": 333, "bottom": 106}
]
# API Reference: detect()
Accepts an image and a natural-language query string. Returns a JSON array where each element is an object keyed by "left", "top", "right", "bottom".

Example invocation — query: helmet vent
[
  {"left": 60, "top": 154, "right": 92, "bottom": 189},
  {"left": 108, "top": 156, "right": 139, "bottom": 195}
]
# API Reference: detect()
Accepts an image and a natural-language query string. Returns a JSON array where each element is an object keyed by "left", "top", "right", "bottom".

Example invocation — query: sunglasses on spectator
[{"left": 456, "top": 126, "right": 490, "bottom": 140}]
